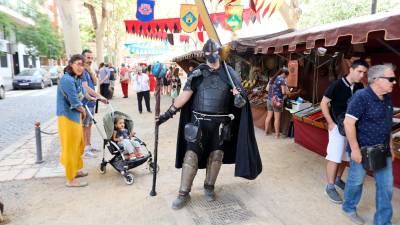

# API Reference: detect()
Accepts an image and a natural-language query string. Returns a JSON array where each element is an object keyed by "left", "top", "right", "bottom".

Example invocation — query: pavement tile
[
  {"left": 12, "top": 164, "right": 33, "bottom": 170},
  {"left": 0, "top": 166, "right": 11, "bottom": 171},
  {"left": 14, "top": 168, "right": 39, "bottom": 180},
  {"left": 0, "top": 169, "right": 20, "bottom": 182},
  {"left": 34, "top": 166, "right": 64, "bottom": 179},
  {"left": 0, "top": 158, "right": 25, "bottom": 166}
]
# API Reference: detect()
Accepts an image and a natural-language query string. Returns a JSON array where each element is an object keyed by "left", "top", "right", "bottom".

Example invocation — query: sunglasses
[{"left": 378, "top": 76, "right": 397, "bottom": 83}]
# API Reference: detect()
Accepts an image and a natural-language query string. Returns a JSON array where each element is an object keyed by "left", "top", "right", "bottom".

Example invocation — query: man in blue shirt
[
  {"left": 343, "top": 64, "right": 396, "bottom": 225},
  {"left": 81, "top": 49, "right": 107, "bottom": 158}
]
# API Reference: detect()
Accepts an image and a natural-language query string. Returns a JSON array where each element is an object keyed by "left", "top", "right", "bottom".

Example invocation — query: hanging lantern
[{"left": 224, "top": 5, "right": 243, "bottom": 31}]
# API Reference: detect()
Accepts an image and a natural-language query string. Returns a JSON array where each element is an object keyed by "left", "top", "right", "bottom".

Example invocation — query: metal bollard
[{"left": 35, "top": 122, "right": 44, "bottom": 164}]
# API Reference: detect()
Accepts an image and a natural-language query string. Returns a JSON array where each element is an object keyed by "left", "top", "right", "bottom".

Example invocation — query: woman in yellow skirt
[{"left": 57, "top": 54, "right": 88, "bottom": 187}]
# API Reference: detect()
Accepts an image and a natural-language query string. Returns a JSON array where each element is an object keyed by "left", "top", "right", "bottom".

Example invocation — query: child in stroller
[{"left": 112, "top": 116, "right": 143, "bottom": 160}]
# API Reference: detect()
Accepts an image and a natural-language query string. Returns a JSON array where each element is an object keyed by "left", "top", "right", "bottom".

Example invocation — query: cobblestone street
[{"left": 0, "top": 86, "right": 57, "bottom": 151}]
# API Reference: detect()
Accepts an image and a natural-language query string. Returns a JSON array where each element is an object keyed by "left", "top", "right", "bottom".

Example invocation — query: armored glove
[{"left": 157, "top": 105, "right": 179, "bottom": 125}]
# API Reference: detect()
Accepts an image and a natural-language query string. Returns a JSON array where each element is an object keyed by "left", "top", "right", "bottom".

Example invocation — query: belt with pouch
[{"left": 360, "top": 144, "right": 390, "bottom": 171}]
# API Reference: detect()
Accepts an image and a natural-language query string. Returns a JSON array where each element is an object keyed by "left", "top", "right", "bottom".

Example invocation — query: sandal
[
  {"left": 75, "top": 171, "right": 88, "bottom": 178},
  {"left": 65, "top": 181, "right": 88, "bottom": 188}
]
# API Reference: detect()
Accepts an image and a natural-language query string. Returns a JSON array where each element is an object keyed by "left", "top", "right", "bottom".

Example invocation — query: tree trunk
[
  {"left": 55, "top": 0, "right": 82, "bottom": 57},
  {"left": 84, "top": 0, "right": 108, "bottom": 64},
  {"left": 279, "top": 0, "right": 301, "bottom": 29}
]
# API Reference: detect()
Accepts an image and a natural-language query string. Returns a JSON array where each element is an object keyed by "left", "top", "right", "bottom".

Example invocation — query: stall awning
[
  {"left": 230, "top": 29, "right": 294, "bottom": 52},
  {"left": 255, "top": 12, "right": 400, "bottom": 54},
  {"left": 172, "top": 50, "right": 204, "bottom": 62}
]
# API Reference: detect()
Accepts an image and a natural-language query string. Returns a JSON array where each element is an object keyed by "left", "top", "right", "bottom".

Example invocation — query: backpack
[{"left": 151, "top": 62, "right": 167, "bottom": 78}]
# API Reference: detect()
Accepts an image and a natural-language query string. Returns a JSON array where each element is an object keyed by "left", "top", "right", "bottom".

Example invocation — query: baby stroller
[{"left": 85, "top": 103, "right": 159, "bottom": 185}]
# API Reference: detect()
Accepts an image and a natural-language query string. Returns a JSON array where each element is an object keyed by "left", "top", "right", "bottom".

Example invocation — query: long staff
[{"left": 150, "top": 77, "right": 162, "bottom": 196}]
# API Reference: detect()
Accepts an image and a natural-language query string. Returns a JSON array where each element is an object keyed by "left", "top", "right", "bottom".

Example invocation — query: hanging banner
[
  {"left": 287, "top": 60, "right": 298, "bottom": 87},
  {"left": 180, "top": 4, "right": 199, "bottom": 33},
  {"left": 224, "top": 5, "right": 243, "bottom": 31},
  {"left": 136, "top": 0, "right": 155, "bottom": 22}
]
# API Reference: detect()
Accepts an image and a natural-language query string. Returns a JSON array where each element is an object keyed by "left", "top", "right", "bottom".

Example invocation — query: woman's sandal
[
  {"left": 75, "top": 171, "right": 88, "bottom": 178},
  {"left": 65, "top": 181, "right": 88, "bottom": 188}
]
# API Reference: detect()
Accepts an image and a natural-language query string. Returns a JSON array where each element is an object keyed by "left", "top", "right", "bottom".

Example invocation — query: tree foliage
[
  {"left": 298, "top": 0, "right": 399, "bottom": 29},
  {"left": 0, "top": 13, "right": 15, "bottom": 38},
  {"left": 17, "top": 15, "right": 63, "bottom": 59}
]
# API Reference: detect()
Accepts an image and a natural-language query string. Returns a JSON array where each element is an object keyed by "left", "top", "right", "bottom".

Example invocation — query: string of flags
[{"left": 125, "top": 0, "right": 284, "bottom": 42}]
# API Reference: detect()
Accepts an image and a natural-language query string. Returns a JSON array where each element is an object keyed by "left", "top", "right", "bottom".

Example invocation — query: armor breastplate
[{"left": 193, "top": 71, "right": 232, "bottom": 114}]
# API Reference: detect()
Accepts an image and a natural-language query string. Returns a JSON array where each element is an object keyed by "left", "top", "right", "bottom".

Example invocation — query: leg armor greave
[
  {"left": 204, "top": 150, "right": 224, "bottom": 190},
  {"left": 179, "top": 150, "right": 198, "bottom": 195}
]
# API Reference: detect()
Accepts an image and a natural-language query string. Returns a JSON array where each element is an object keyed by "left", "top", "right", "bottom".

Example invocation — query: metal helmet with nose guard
[{"left": 203, "top": 39, "right": 221, "bottom": 64}]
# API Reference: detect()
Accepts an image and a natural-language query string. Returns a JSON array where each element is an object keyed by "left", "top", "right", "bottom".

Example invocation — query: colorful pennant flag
[
  {"left": 136, "top": 0, "right": 155, "bottom": 22},
  {"left": 249, "top": 0, "right": 284, "bottom": 19},
  {"left": 180, "top": 4, "right": 199, "bottom": 33},
  {"left": 224, "top": 5, "right": 244, "bottom": 31}
]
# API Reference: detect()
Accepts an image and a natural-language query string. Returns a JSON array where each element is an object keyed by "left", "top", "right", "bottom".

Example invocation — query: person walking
[
  {"left": 133, "top": 67, "right": 151, "bottom": 113},
  {"left": 119, "top": 63, "right": 130, "bottom": 98},
  {"left": 147, "top": 65, "right": 156, "bottom": 93},
  {"left": 108, "top": 62, "right": 117, "bottom": 99},
  {"left": 57, "top": 54, "right": 88, "bottom": 187},
  {"left": 320, "top": 59, "right": 368, "bottom": 204},
  {"left": 264, "top": 67, "right": 290, "bottom": 138},
  {"left": 99, "top": 62, "right": 110, "bottom": 99},
  {"left": 173, "top": 67, "right": 182, "bottom": 94},
  {"left": 342, "top": 64, "right": 396, "bottom": 225},
  {"left": 81, "top": 49, "right": 108, "bottom": 158},
  {"left": 157, "top": 39, "right": 262, "bottom": 210}
]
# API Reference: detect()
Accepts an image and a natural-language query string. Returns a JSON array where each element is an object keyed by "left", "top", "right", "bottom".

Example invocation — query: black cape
[{"left": 175, "top": 63, "right": 262, "bottom": 180}]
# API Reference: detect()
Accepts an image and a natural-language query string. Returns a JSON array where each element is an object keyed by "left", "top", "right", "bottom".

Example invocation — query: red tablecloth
[{"left": 294, "top": 119, "right": 400, "bottom": 187}]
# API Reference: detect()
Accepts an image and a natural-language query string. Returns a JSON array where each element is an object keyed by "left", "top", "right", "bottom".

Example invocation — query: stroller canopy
[{"left": 103, "top": 111, "right": 134, "bottom": 139}]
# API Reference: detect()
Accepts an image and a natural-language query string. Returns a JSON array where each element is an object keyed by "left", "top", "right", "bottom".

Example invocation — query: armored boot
[
  {"left": 172, "top": 150, "right": 198, "bottom": 210},
  {"left": 204, "top": 150, "right": 224, "bottom": 202}
]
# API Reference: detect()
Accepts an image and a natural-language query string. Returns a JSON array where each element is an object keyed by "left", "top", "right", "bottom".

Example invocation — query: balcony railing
[{"left": 0, "top": 0, "right": 37, "bottom": 19}]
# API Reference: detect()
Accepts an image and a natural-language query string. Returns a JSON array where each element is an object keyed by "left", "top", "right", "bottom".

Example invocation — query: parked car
[
  {"left": 46, "top": 66, "right": 63, "bottom": 85},
  {"left": 0, "top": 75, "right": 5, "bottom": 99},
  {"left": 12, "top": 69, "right": 52, "bottom": 90}
]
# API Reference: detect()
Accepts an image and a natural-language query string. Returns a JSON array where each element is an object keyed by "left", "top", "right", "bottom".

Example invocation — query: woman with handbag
[
  {"left": 264, "top": 67, "right": 290, "bottom": 138},
  {"left": 57, "top": 54, "right": 88, "bottom": 187}
]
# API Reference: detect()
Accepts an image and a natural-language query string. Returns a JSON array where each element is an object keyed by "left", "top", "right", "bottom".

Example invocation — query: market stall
[
  {"left": 173, "top": 30, "right": 297, "bottom": 134},
  {"left": 255, "top": 12, "right": 400, "bottom": 186}
]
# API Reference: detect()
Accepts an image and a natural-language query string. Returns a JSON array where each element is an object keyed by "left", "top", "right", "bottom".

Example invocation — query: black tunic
[{"left": 175, "top": 63, "right": 263, "bottom": 180}]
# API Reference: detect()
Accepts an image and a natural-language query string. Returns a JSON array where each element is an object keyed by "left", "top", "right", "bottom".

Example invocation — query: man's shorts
[
  {"left": 266, "top": 99, "right": 283, "bottom": 112},
  {"left": 83, "top": 107, "right": 95, "bottom": 127},
  {"left": 325, "top": 125, "right": 349, "bottom": 163}
]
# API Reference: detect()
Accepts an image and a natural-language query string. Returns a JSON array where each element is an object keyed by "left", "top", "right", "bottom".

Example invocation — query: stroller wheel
[
  {"left": 99, "top": 163, "right": 107, "bottom": 174},
  {"left": 124, "top": 173, "right": 134, "bottom": 185},
  {"left": 148, "top": 161, "right": 160, "bottom": 174}
]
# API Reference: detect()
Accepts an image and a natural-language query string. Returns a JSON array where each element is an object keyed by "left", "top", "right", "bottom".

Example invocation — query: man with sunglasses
[{"left": 342, "top": 64, "right": 397, "bottom": 225}]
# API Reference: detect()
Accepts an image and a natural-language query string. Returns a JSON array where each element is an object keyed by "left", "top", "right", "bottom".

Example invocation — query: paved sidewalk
[
  {"left": 0, "top": 117, "right": 64, "bottom": 181},
  {"left": 0, "top": 85, "right": 399, "bottom": 225}
]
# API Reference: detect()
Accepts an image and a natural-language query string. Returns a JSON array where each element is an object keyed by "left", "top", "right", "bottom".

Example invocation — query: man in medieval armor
[{"left": 157, "top": 39, "right": 262, "bottom": 210}]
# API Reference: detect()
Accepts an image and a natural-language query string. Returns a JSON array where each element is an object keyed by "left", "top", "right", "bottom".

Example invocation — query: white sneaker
[{"left": 83, "top": 150, "right": 97, "bottom": 158}]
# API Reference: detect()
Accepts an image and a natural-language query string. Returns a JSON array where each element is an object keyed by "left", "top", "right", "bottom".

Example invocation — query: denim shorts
[
  {"left": 83, "top": 107, "right": 95, "bottom": 127},
  {"left": 266, "top": 99, "right": 283, "bottom": 112}
]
